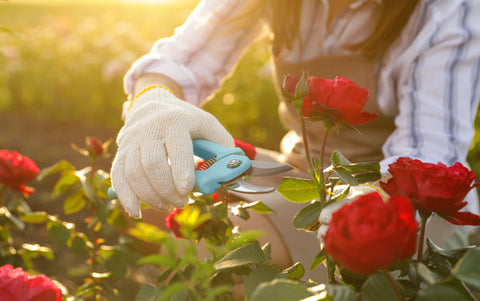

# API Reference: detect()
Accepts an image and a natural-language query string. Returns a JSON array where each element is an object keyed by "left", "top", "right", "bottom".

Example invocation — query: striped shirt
[{"left": 124, "top": 0, "right": 480, "bottom": 211}]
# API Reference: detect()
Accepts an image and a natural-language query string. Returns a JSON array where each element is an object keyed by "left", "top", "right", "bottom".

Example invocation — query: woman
[{"left": 111, "top": 0, "right": 480, "bottom": 277}]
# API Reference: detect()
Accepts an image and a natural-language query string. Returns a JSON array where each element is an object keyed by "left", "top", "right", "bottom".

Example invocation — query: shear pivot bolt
[{"left": 228, "top": 159, "right": 241, "bottom": 168}]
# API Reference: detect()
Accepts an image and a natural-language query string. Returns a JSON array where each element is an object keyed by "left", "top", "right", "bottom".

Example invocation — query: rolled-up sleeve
[
  {"left": 124, "top": 0, "right": 268, "bottom": 105},
  {"left": 380, "top": 0, "right": 480, "bottom": 171}
]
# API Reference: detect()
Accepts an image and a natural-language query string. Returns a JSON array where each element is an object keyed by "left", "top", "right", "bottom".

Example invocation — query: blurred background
[{"left": 0, "top": 0, "right": 285, "bottom": 173}]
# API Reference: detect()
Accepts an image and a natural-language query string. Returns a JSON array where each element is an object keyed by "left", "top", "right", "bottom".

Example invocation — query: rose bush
[
  {"left": 380, "top": 157, "right": 480, "bottom": 225},
  {"left": 323, "top": 191, "right": 418, "bottom": 275},
  {"left": 0, "top": 265, "right": 62, "bottom": 301},
  {"left": 2, "top": 73, "right": 480, "bottom": 300},
  {"left": 0, "top": 150, "right": 39, "bottom": 194},
  {"left": 283, "top": 74, "right": 377, "bottom": 125}
]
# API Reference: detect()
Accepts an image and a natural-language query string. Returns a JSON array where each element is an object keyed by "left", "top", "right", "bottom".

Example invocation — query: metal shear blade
[{"left": 222, "top": 160, "right": 293, "bottom": 193}]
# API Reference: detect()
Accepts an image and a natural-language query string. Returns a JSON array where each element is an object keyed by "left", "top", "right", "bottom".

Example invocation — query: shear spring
[{"left": 196, "top": 158, "right": 217, "bottom": 170}]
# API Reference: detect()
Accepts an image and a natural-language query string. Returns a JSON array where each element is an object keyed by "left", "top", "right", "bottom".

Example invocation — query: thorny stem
[{"left": 382, "top": 269, "right": 402, "bottom": 301}]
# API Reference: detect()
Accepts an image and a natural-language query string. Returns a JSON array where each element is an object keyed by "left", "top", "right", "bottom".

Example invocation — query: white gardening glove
[
  {"left": 111, "top": 87, "right": 234, "bottom": 217},
  {"left": 317, "top": 184, "right": 379, "bottom": 244}
]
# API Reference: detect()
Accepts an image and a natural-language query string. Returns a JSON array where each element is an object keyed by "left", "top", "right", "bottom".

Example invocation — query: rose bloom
[
  {"left": 283, "top": 75, "right": 377, "bottom": 125},
  {"left": 165, "top": 196, "right": 221, "bottom": 239},
  {"left": 324, "top": 192, "right": 418, "bottom": 275},
  {"left": 0, "top": 150, "right": 39, "bottom": 194},
  {"left": 165, "top": 208, "right": 184, "bottom": 238},
  {"left": 0, "top": 264, "right": 62, "bottom": 301},
  {"left": 380, "top": 157, "right": 480, "bottom": 225},
  {"left": 234, "top": 138, "right": 257, "bottom": 160},
  {"left": 87, "top": 137, "right": 104, "bottom": 157}
]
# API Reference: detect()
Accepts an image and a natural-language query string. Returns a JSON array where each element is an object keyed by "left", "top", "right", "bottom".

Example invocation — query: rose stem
[
  {"left": 0, "top": 185, "right": 6, "bottom": 207},
  {"left": 382, "top": 269, "right": 402, "bottom": 301},
  {"left": 417, "top": 213, "right": 429, "bottom": 262},
  {"left": 299, "top": 114, "right": 317, "bottom": 183},
  {"left": 319, "top": 126, "right": 332, "bottom": 203}
]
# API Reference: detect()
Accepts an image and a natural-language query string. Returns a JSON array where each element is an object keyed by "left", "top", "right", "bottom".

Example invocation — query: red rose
[
  {"left": 87, "top": 137, "right": 104, "bottom": 157},
  {"left": 234, "top": 138, "right": 257, "bottom": 160},
  {"left": 165, "top": 208, "right": 184, "bottom": 238},
  {"left": 283, "top": 75, "right": 377, "bottom": 125},
  {"left": 0, "top": 264, "right": 62, "bottom": 301},
  {"left": 0, "top": 150, "right": 39, "bottom": 194},
  {"left": 380, "top": 157, "right": 480, "bottom": 225},
  {"left": 324, "top": 192, "right": 418, "bottom": 275}
]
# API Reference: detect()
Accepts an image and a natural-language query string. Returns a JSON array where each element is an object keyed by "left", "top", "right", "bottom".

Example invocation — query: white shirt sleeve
[
  {"left": 123, "top": 0, "right": 267, "bottom": 105},
  {"left": 379, "top": 0, "right": 480, "bottom": 170}
]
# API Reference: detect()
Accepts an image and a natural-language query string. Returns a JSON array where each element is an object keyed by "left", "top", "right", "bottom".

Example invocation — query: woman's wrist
[{"left": 134, "top": 73, "right": 184, "bottom": 100}]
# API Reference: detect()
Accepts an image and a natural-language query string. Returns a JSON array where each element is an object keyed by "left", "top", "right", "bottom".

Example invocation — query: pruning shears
[
  {"left": 107, "top": 139, "right": 292, "bottom": 199},
  {"left": 193, "top": 139, "right": 292, "bottom": 195}
]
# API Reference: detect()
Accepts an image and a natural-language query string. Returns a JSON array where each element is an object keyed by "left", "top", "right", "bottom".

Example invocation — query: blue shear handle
[{"left": 193, "top": 139, "right": 251, "bottom": 195}]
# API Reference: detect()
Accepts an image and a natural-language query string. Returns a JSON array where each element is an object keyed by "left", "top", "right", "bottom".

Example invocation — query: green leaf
[
  {"left": 227, "top": 230, "right": 265, "bottom": 251},
  {"left": 362, "top": 271, "right": 402, "bottom": 301},
  {"left": 105, "top": 252, "right": 128, "bottom": 278},
  {"left": 127, "top": 222, "right": 167, "bottom": 245},
  {"left": 284, "top": 262, "right": 305, "bottom": 280},
  {"left": 107, "top": 207, "right": 127, "bottom": 229},
  {"left": 158, "top": 282, "right": 188, "bottom": 301},
  {"left": 332, "top": 167, "right": 359, "bottom": 186},
  {"left": 353, "top": 171, "right": 382, "bottom": 184},
  {"left": 63, "top": 191, "right": 87, "bottom": 214},
  {"left": 330, "top": 151, "right": 381, "bottom": 184},
  {"left": 75, "top": 167, "right": 96, "bottom": 201},
  {"left": 250, "top": 279, "right": 314, "bottom": 301},
  {"left": 310, "top": 248, "right": 327, "bottom": 271},
  {"left": 331, "top": 150, "right": 352, "bottom": 166},
  {"left": 231, "top": 205, "right": 250, "bottom": 220},
  {"left": 47, "top": 221, "right": 73, "bottom": 244},
  {"left": 331, "top": 151, "right": 380, "bottom": 172},
  {"left": 415, "top": 278, "right": 476, "bottom": 301},
  {"left": 137, "top": 254, "right": 176, "bottom": 268},
  {"left": 277, "top": 177, "right": 320, "bottom": 203},
  {"left": 0, "top": 207, "right": 25, "bottom": 230},
  {"left": 135, "top": 284, "right": 161, "bottom": 301},
  {"left": 326, "top": 284, "right": 357, "bottom": 301},
  {"left": 68, "top": 233, "right": 88, "bottom": 255},
  {"left": 242, "top": 201, "right": 275, "bottom": 214},
  {"left": 244, "top": 265, "right": 282, "bottom": 300},
  {"left": 20, "top": 211, "right": 48, "bottom": 224},
  {"left": 292, "top": 202, "right": 322, "bottom": 229},
  {"left": 214, "top": 242, "right": 267, "bottom": 271},
  {"left": 262, "top": 243, "right": 272, "bottom": 261},
  {"left": 452, "top": 247, "right": 480, "bottom": 291},
  {"left": 426, "top": 239, "right": 474, "bottom": 261},
  {"left": 37, "top": 160, "right": 75, "bottom": 181},
  {"left": 52, "top": 171, "right": 79, "bottom": 197},
  {"left": 21, "top": 244, "right": 54, "bottom": 260},
  {"left": 415, "top": 262, "right": 438, "bottom": 285}
]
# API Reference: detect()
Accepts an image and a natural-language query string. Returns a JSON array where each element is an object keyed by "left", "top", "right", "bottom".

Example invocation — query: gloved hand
[{"left": 111, "top": 86, "right": 234, "bottom": 217}]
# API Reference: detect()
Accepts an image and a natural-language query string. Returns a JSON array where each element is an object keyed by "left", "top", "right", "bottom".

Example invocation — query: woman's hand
[{"left": 111, "top": 87, "right": 234, "bottom": 217}]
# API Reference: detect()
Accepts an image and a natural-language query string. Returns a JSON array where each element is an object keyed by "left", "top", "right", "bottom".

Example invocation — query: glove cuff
[
  {"left": 122, "top": 85, "right": 175, "bottom": 120},
  {"left": 129, "top": 85, "right": 174, "bottom": 109}
]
